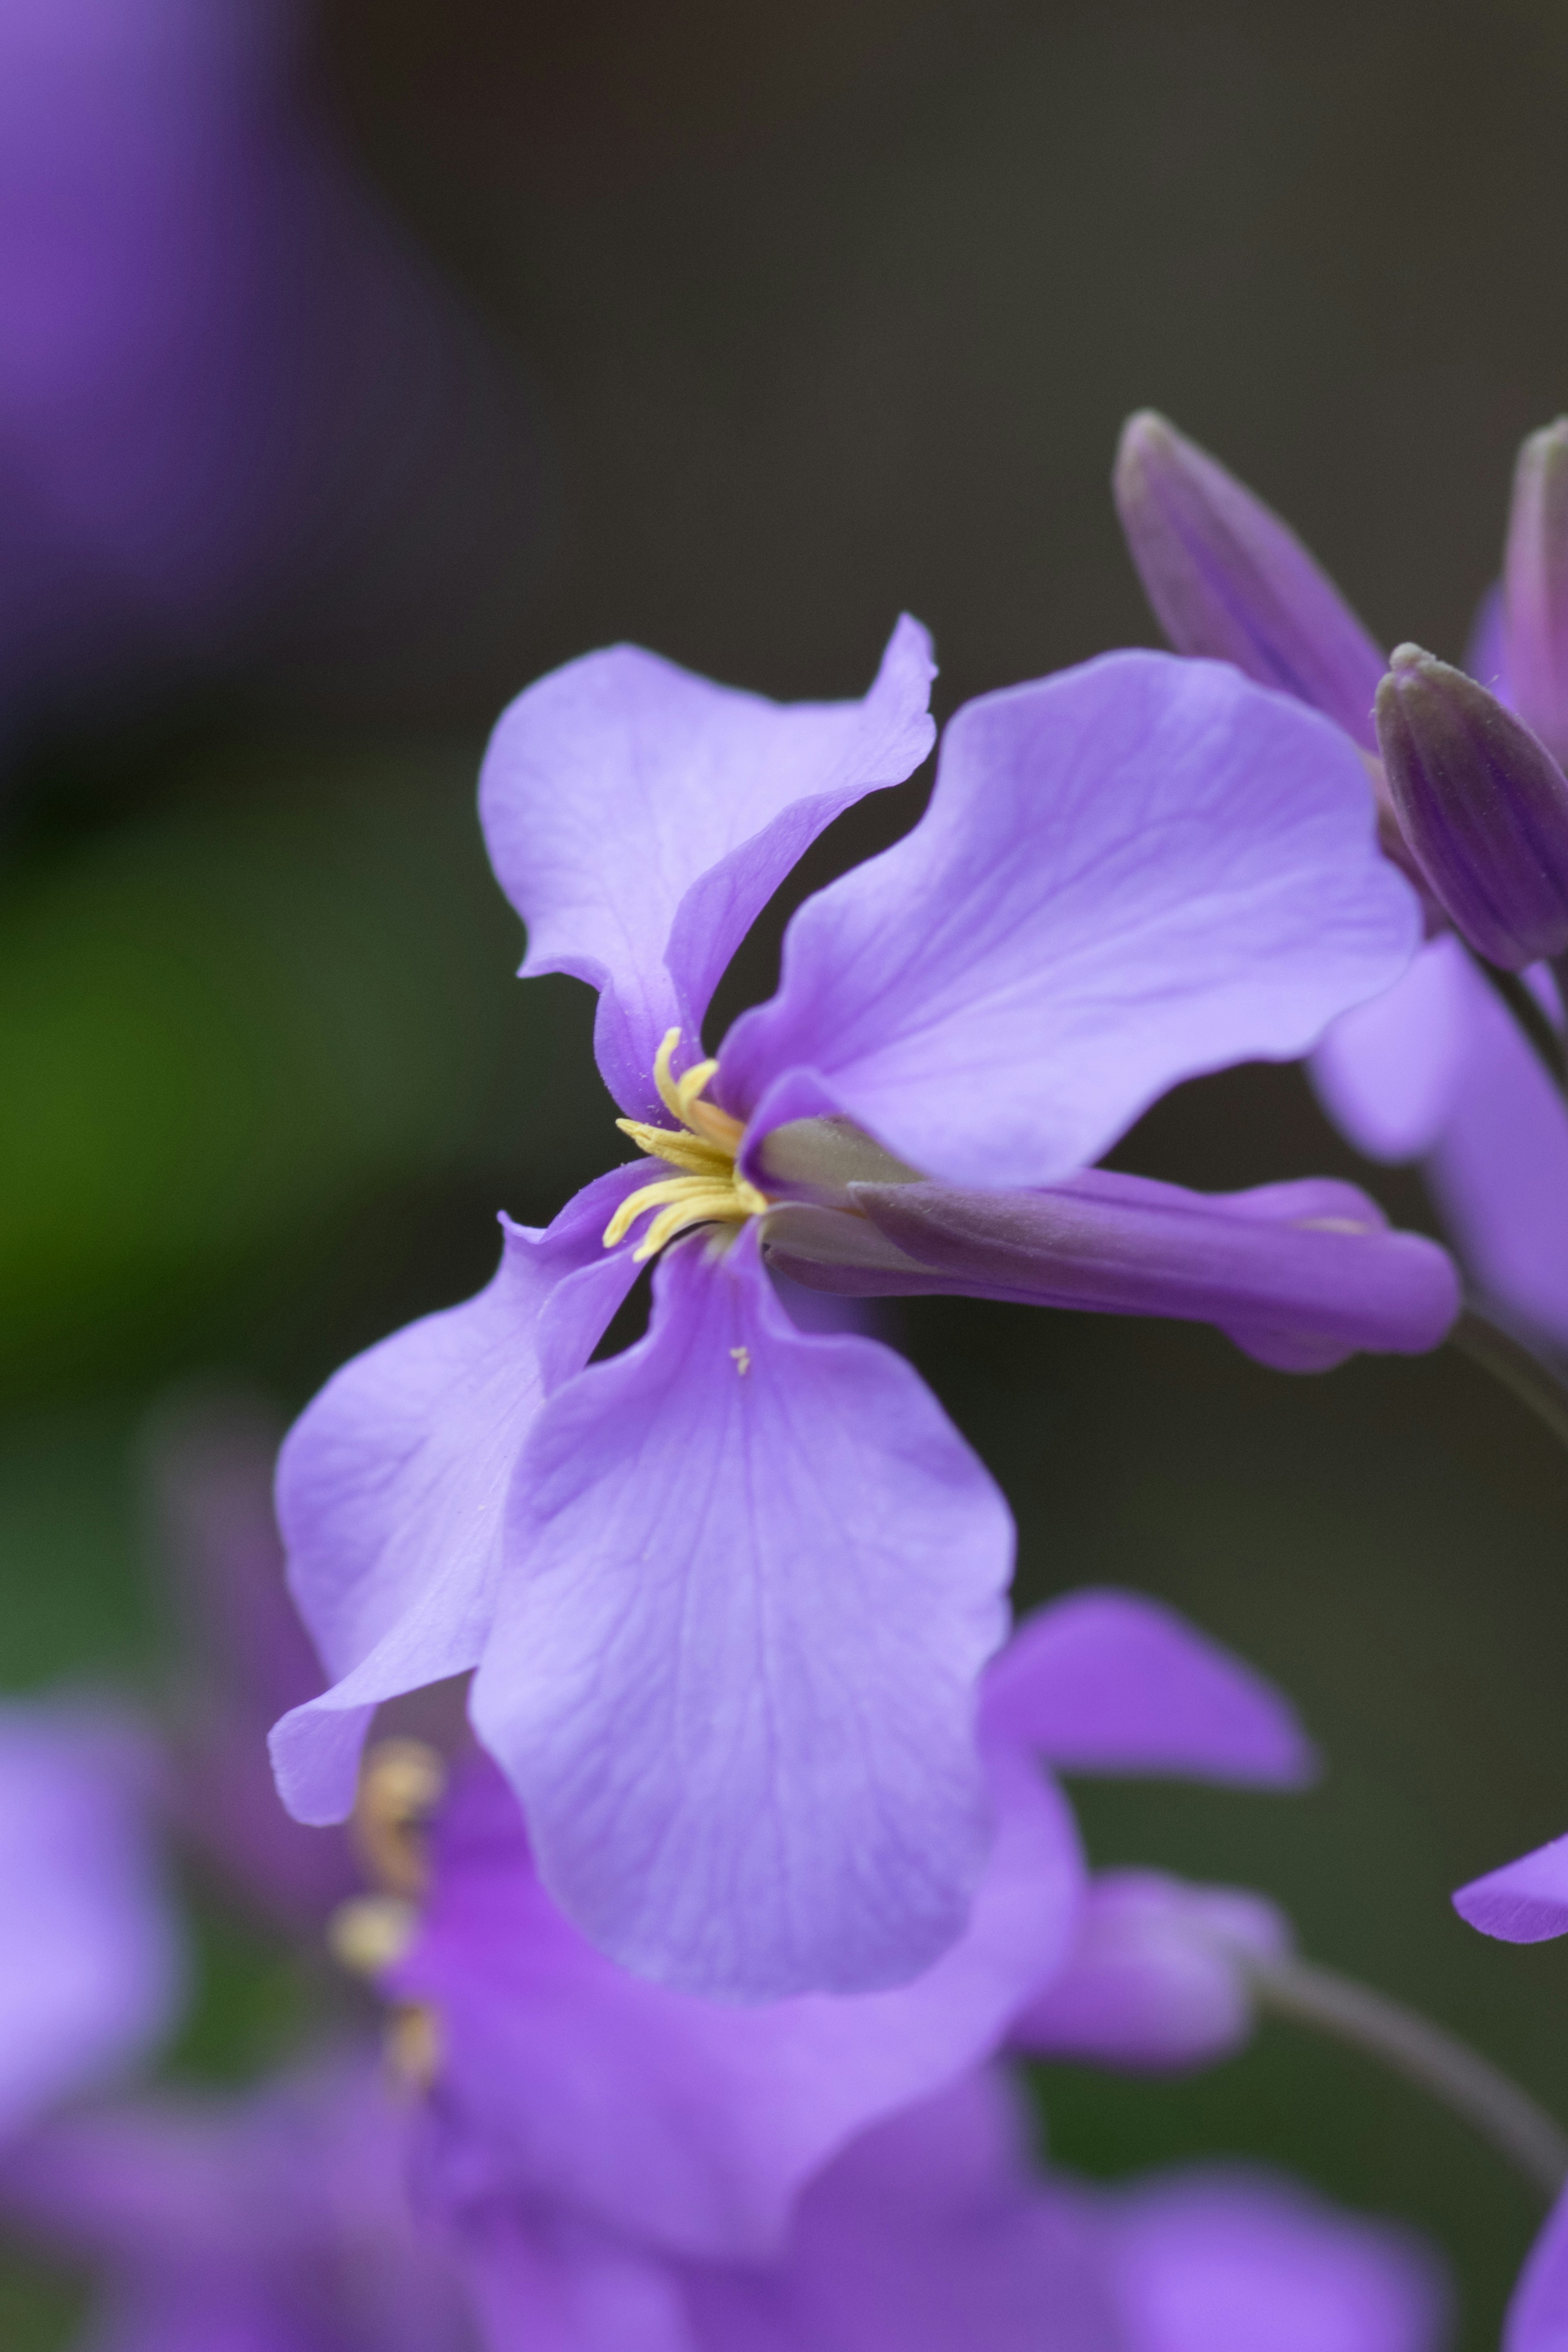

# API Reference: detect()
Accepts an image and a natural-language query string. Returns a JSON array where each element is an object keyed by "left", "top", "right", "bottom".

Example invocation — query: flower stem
[
  {"left": 1471, "top": 950, "right": 1568, "bottom": 1101},
  {"left": 1450, "top": 1305, "right": 1568, "bottom": 1457},
  {"left": 1245, "top": 1953, "right": 1568, "bottom": 2201}
]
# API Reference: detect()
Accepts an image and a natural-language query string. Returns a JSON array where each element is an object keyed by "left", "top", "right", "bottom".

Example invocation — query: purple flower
[
  {"left": 363, "top": 1589, "right": 1309, "bottom": 2266},
  {"left": 0, "top": 2049, "right": 471, "bottom": 2352},
  {"left": 0, "top": 1700, "right": 183, "bottom": 2142},
  {"left": 1011, "top": 1869, "right": 1291, "bottom": 2073},
  {"left": 270, "top": 620, "right": 1428, "bottom": 2000},
  {"left": 1117, "top": 410, "right": 1568, "bottom": 1348},
  {"left": 150, "top": 1394, "right": 359, "bottom": 1929},
  {"left": 452, "top": 2068, "right": 1447, "bottom": 2352}
]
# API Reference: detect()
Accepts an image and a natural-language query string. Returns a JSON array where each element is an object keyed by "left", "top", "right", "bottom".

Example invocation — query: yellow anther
[
  {"left": 327, "top": 1893, "right": 419, "bottom": 1976},
  {"left": 603, "top": 1027, "right": 768, "bottom": 1261}
]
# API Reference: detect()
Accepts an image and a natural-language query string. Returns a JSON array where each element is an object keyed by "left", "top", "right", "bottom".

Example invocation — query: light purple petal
[
  {"left": 393, "top": 1746, "right": 1079, "bottom": 2262},
  {"left": 980, "top": 1590, "right": 1315, "bottom": 1786},
  {"left": 719, "top": 653, "right": 1418, "bottom": 1187},
  {"left": 1012, "top": 1869, "right": 1290, "bottom": 2071},
  {"left": 686, "top": 2070, "right": 1119, "bottom": 2352},
  {"left": 452, "top": 2208, "right": 695, "bottom": 2352},
  {"left": 477, "top": 620, "right": 936, "bottom": 1117},
  {"left": 823, "top": 1168, "right": 1456, "bottom": 1370},
  {"left": 472, "top": 1224, "right": 1013, "bottom": 1999},
  {"left": 0, "top": 1704, "right": 183, "bottom": 2140},
  {"left": 269, "top": 1167, "right": 644, "bottom": 1827},
  {"left": 1114, "top": 413, "right": 1387, "bottom": 753},
  {"left": 1507, "top": 2177, "right": 1568, "bottom": 2352},
  {"left": 1453, "top": 1831, "right": 1568, "bottom": 1944},
  {"left": 1310, "top": 936, "right": 1472, "bottom": 1163},
  {"left": 1100, "top": 2167, "right": 1450, "bottom": 2352},
  {"left": 1468, "top": 581, "right": 1512, "bottom": 704},
  {"left": 1424, "top": 962, "right": 1568, "bottom": 1347},
  {"left": 150, "top": 1395, "right": 358, "bottom": 1927}
]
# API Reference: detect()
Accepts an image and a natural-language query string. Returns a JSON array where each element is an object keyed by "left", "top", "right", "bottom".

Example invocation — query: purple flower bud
[
  {"left": 1505, "top": 419, "right": 1568, "bottom": 764},
  {"left": 1114, "top": 412, "right": 1387, "bottom": 751},
  {"left": 1374, "top": 644, "right": 1568, "bottom": 969}
]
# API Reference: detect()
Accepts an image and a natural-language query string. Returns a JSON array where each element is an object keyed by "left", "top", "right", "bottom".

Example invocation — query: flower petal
[
  {"left": 1012, "top": 1869, "right": 1290, "bottom": 2072},
  {"left": 1452, "top": 1832, "right": 1568, "bottom": 1944},
  {"left": 833, "top": 1169, "right": 1457, "bottom": 1369},
  {"left": 0, "top": 1706, "right": 183, "bottom": 2140},
  {"left": 1425, "top": 965, "right": 1568, "bottom": 1347},
  {"left": 392, "top": 1748, "right": 1080, "bottom": 2263},
  {"left": 1507, "top": 2178, "right": 1568, "bottom": 2352},
  {"left": 1310, "top": 936, "right": 1472, "bottom": 1163},
  {"left": 269, "top": 1168, "right": 645, "bottom": 1827},
  {"left": 478, "top": 620, "right": 936, "bottom": 1117},
  {"left": 719, "top": 653, "right": 1418, "bottom": 1187},
  {"left": 980, "top": 1590, "right": 1315, "bottom": 1786},
  {"left": 1101, "top": 2168, "right": 1449, "bottom": 2352},
  {"left": 471, "top": 1225, "right": 1013, "bottom": 1998}
]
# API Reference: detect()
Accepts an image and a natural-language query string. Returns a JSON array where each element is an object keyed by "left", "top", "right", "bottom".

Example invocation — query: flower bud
[
  {"left": 1504, "top": 419, "right": 1568, "bottom": 764},
  {"left": 1374, "top": 643, "right": 1568, "bottom": 969},
  {"left": 1114, "top": 412, "right": 1386, "bottom": 751}
]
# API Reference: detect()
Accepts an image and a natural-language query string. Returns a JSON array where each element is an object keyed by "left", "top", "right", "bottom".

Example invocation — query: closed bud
[
  {"left": 1504, "top": 418, "right": 1568, "bottom": 763},
  {"left": 1374, "top": 644, "right": 1568, "bottom": 969},
  {"left": 1114, "top": 412, "right": 1386, "bottom": 751}
]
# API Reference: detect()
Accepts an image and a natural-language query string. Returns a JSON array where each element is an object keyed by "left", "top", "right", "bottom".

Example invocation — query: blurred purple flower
[
  {"left": 148, "top": 1393, "right": 359, "bottom": 1929},
  {"left": 456, "top": 2069, "right": 1447, "bottom": 2352},
  {"left": 1011, "top": 1869, "right": 1291, "bottom": 2074},
  {"left": 366, "top": 1589, "right": 1308, "bottom": 2265},
  {"left": 268, "top": 622, "right": 1432, "bottom": 2002},
  {"left": 0, "top": 0, "right": 543, "bottom": 749},
  {"left": 0, "top": 1700, "right": 182, "bottom": 2142},
  {"left": 1117, "top": 409, "right": 1568, "bottom": 1350},
  {"left": 0, "top": 2049, "right": 472, "bottom": 2352}
]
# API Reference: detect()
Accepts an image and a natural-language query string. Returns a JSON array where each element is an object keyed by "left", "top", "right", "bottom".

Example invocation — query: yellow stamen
[{"left": 603, "top": 1026, "right": 768, "bottom": 1261}]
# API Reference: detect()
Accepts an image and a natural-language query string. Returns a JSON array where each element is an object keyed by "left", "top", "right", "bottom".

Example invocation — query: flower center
[{"left": 603, "top": 1028, "right": 769, "bottom": 1263}]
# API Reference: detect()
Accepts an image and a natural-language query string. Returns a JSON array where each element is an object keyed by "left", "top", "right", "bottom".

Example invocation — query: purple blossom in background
[
  {"left": 150, "top": 1394, "right": 359, "bottom": 1929},
  {"left": 0, "top": 2051, "right": 473, "bottom": 2352},
  {"left": 269, "top": 618, "right": 1447, "bottom": 2001},
  {"left": 0, "top": 0, "right": 543, "bottom": 753},
  {"left": 1116, "top": 409, "right": 1568, "bottom": 1349},
  {"left": 1011, "top": 1869, "right": 1291, "bottom": 2074},
  {"left": 379, "top": 1588, "right": 1310, "bottom": 2267},
  {"left": 0, "top": 1701, "right": 182, "bottom": 2141}
]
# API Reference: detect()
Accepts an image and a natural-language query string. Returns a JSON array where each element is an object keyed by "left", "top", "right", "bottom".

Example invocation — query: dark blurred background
[{"left": 5, "top": 1, "right": 1568, "bottom": 2343}]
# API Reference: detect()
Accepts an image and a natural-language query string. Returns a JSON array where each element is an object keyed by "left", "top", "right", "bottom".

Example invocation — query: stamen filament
[{"left": 602, "top": 1028, "right": 768, "bottom": 1260}]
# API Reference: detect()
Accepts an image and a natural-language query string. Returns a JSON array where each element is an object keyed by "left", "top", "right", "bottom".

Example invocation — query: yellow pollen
[{"left": 604, "top": 1028, "right": 768, "bottom": 1261}]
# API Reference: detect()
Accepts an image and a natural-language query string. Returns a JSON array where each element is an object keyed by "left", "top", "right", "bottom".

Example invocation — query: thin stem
[
  {"left": 1470, "top": 950, "right": 1568, "bottom": 1101},
  {"left": 1450, "top": 1305, "right": 1568, "bottom": 1457},
  {"left": 1245, "top": 1953, "right": 1568, "bottom": 2202}
]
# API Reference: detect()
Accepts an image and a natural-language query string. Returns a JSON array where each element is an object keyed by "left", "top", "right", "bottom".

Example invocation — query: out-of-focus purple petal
[
  {"left": 477, "top": 621, "right": 935, "bottom": 1118},
  {"left": 821, "top": 1168, "right": 1457, "bottom": 1369},
  {"left": 1453, "top": 1831, "right": 1568, "bottom": 1943},
  {"left": 1113, "top": 413, "right": 1387, "bottom": 752},
  {"left": 1506, "top": 2175, "right": 1568, "bottom": 2352},
  {"left": 0, "top": 1704, "right": 183, "bottom": 2140},
  {"left": 0, "top": 2049, "right": 471, "bottom": 2352},
  {"left": 453, "top": 2205, "right": 696, "bottom": 2352},
  {"left": 472, "top": 1224, "right": 1012, "bottom": 2000},
  {"left": 1012, "top": 1869, "right": 1291, "bottom": 2071},
  {"left": 980, "top": 1590, "right": 1316, "bottom": 1786},
  {"left": 1504, "top": 421, "right": 1568, "bottom": 767},
  {"left": 1098, "top": 2167, "right": 1450, "bottom": 2352},
  {"left": 720, "top": 653, "right": 1417, "bottom": 1188},
  {"left": 270, "top": 1168, "right": 645, "bottom": 1828},
  {"left": 1424, "top": 964, "right": 1568, "bottom": 1347},
  {"left": 1469, "top": 583, "right": 1512, "bottom": 704},
  {"left": 1310, "top": 936, "right": 1472, "bottom": 1163},
  {"left": 149, "top": 1395, "right": 357, "bottom": 1927},
  {"left": 392, "top": 1748, "right": 1080, "bottom": 2263},
  {"left": 684, "top": 2069, "right": 1120, "bottom": 2352}
]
